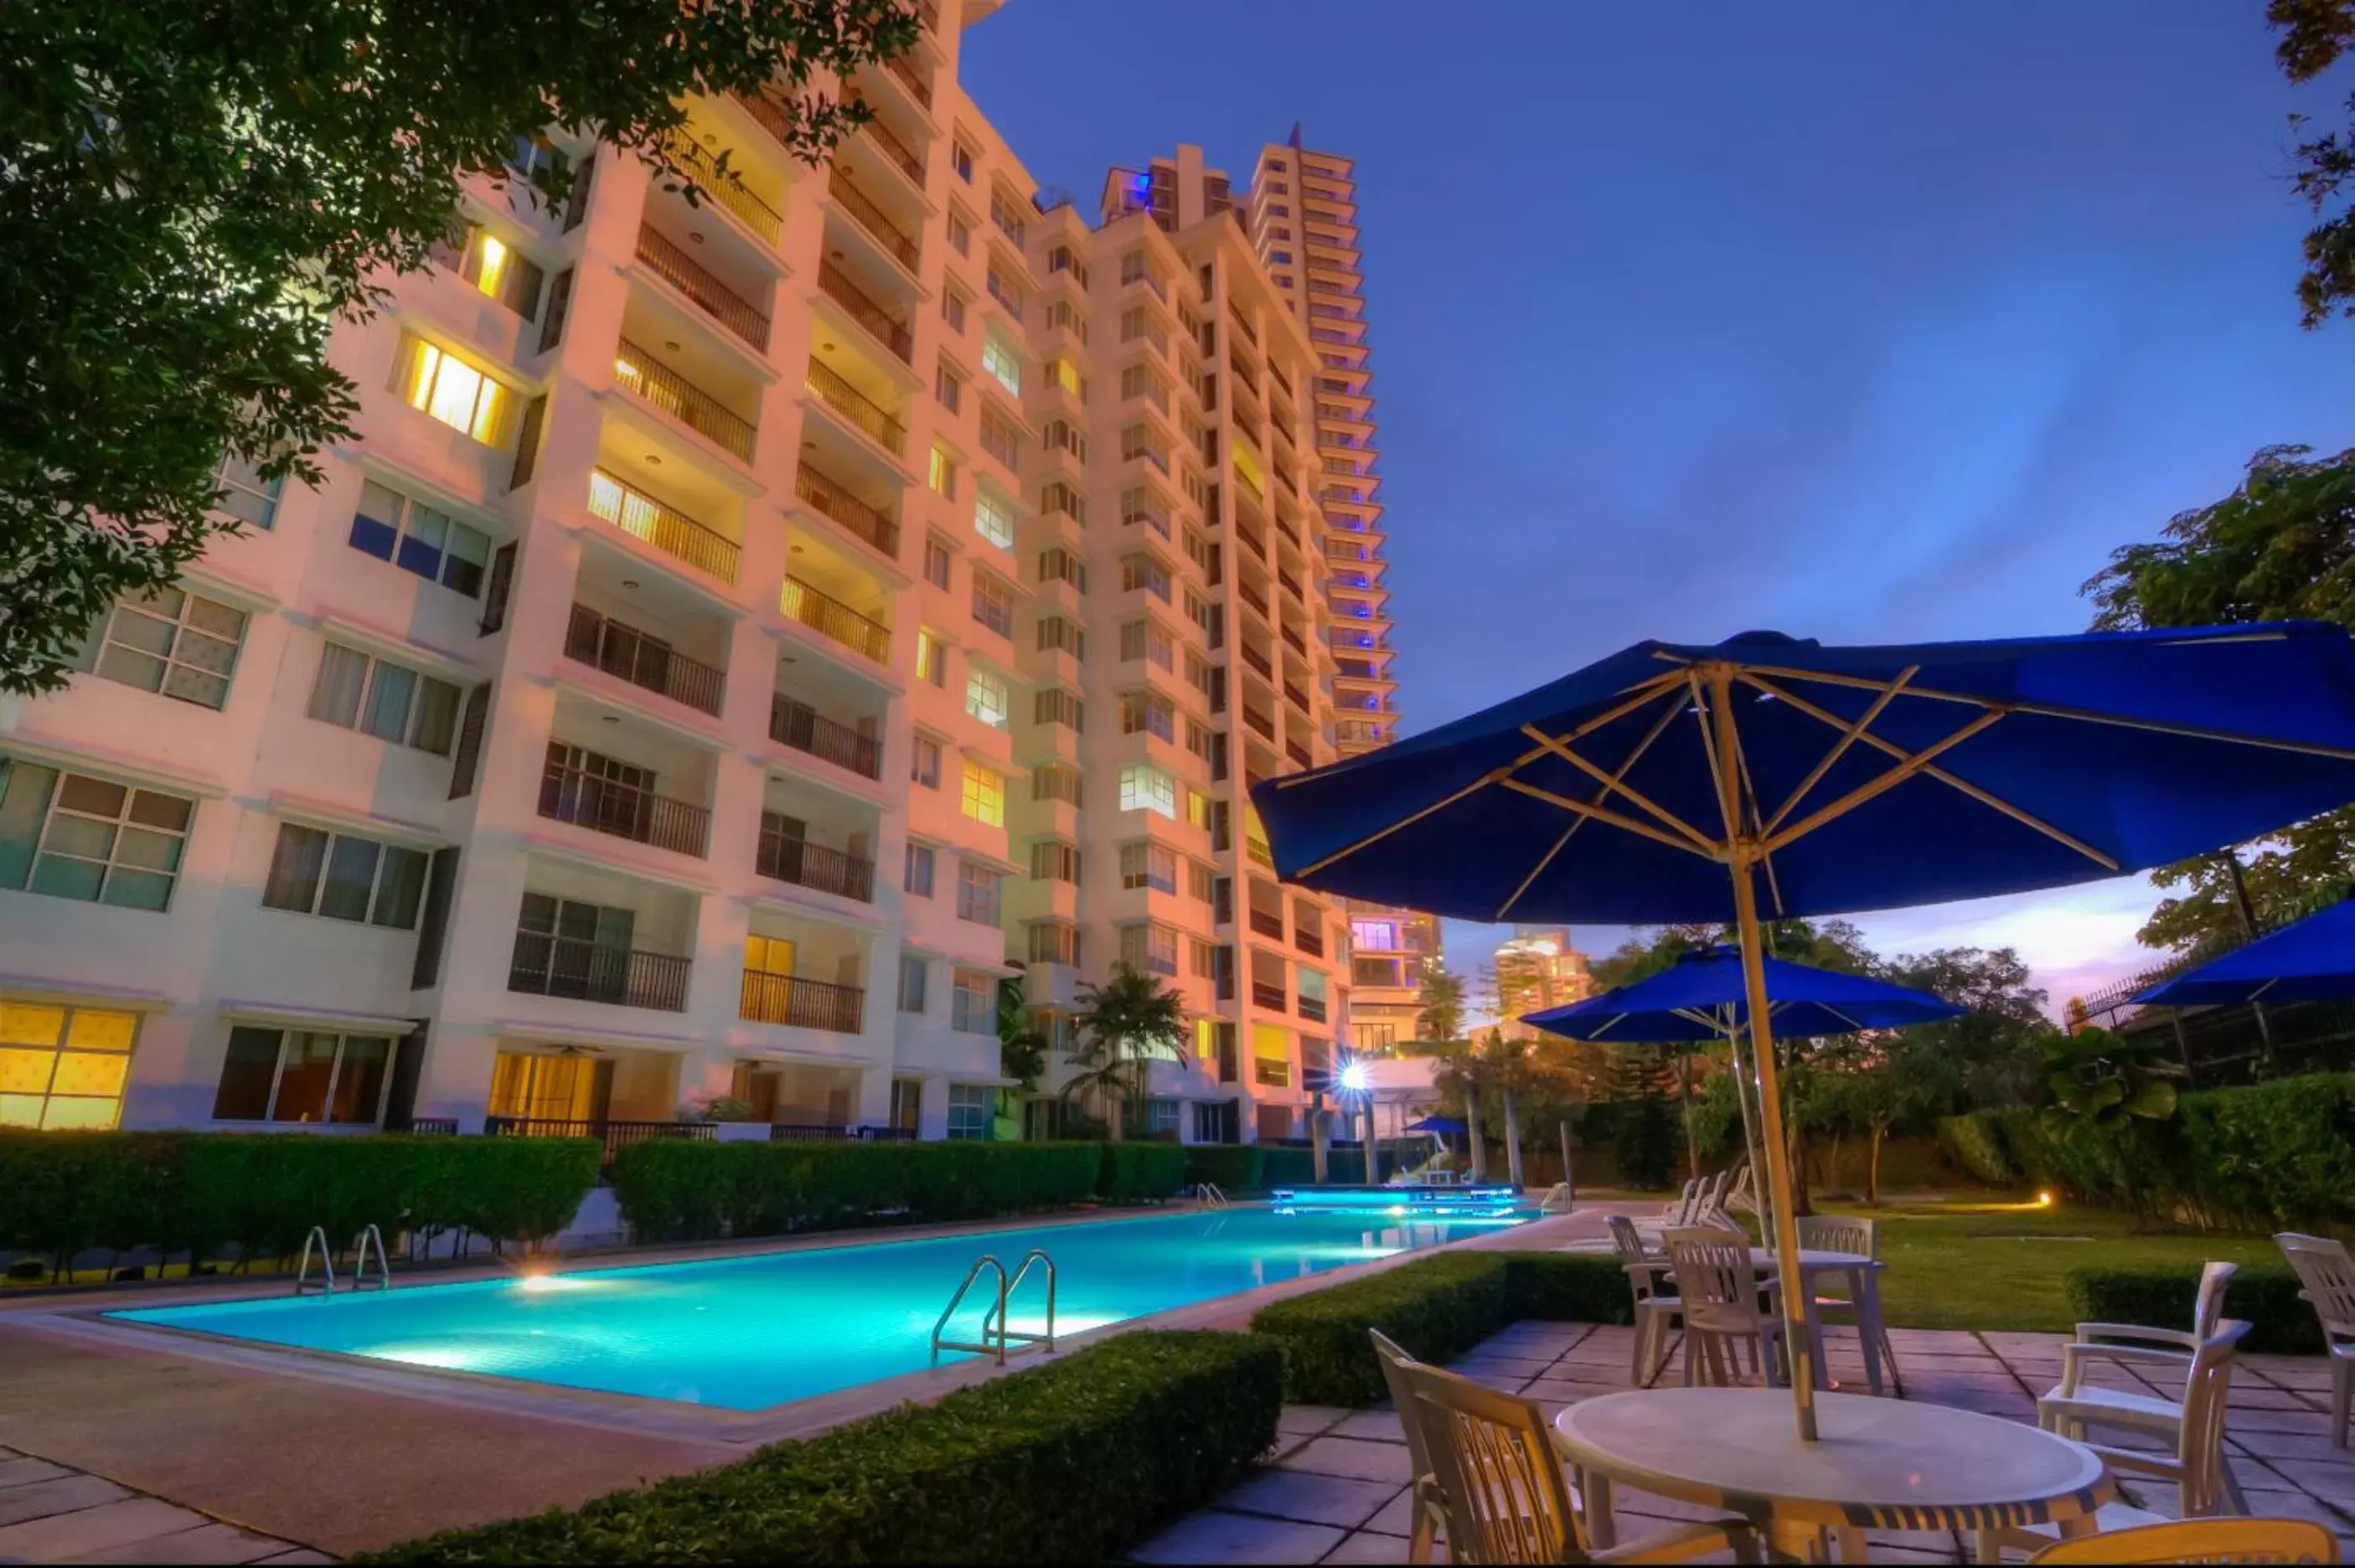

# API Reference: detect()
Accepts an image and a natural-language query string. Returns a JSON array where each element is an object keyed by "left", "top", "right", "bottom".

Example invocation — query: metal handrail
[
  {"left": 662, "top": 132, "right": 782, "bottom": 243},
  {"left": 929, "top": 1249, "right": 1057, "bottom": 1366},
  {"left": 294, "top": 1225, "right": 335, "bottom": 1296},
  {"left": 781, "top": 575, "right": 892, "bottom": 664},
  {"left": 588, "top": 468, "right": 741, "bottom": 583},
  {"left": 793, "top": 462, "right": 901, "bottom": 557},
  {"left": 985, "top": 1249, "right": 1058, "bottom": 1357},
  {"left": 817, "top": 260, "right": 913, "bottom": 364},
  {"left": 1192, "top": 1182, "right": 1229, "bottom": 1209},
  {"left": 564, "top": 603, "right": 726, "bottom": 716},
  {"left": 613, "top": 339, "right": 756, "bottom": 459},
  {"left": 931, "top": 1254, "right": 1009, "bottom": 1364},
  {"left": 353, "top": 1224, "right": 392, "bottom": 1292},
  {"left": 828, "top": 168, "right": 922, "bottom": 271},
  {"left": 635, "top": 224, "right": 770, "bottom": 350},
  {"left": 805, "top": 358, "right": 907, "bottom": 454}
]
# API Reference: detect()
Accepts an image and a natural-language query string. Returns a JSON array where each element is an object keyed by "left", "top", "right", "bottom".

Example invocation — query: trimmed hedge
[
  {"left": 0, "top": 1131, "right": 599, "bottom": 1269},
  {"left": 1934, "top": 1112, "right": 2017, "bottom": 1187},
  {"left": 1182, "top": 1143, "right": 1264, "bottom": 1194},
  {"left": 2066, "top": 1266, "right": 2323, "bottom": 1356},
  {"left": 1249, "top": 1251, "right": 1629, "bottom": 1406},
  {"left": 355, "top": 1330, "right": 1283, "bottom": 1565},
  {"left": 609, "top": 1141, "right": 1112, "bottom": 1243},
  {"left": 1097, "top": 1142, "right": 1186, "bottom": 1204}
]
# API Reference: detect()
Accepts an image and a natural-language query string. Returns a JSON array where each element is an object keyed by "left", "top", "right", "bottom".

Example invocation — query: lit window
[
  {"left": 1118, "top": 763, "right": 1176, "bottom": 818},
  {"left": 964, "top": 666, "right": 1009, "bottom": 728},
  {"left": 917, "top": 629, "right": 948, "bottom": 687},
  {"left": 974, "top": 486, "right": 1015, "bottom": 550},
  {"left": 349, "top": 479, "right": 491, "bottom": 596},
  {"left": 70, "top": 586, "right": 246, "bottom": 710},
  {"left": 458, "top": 229, "right": 545, "bottom": 318},
  {"left": 961, "top": 759, "right": 1004, "bottom": 825},
  {"left": 1186, "top": 787, "right": 1212, "bottom": 829},
  {"left": 400, "top": 336, "right": 511, "bottom": 445},
  {"left": 0, "top": 1003, "right": 140, "bottom": 1130},
  {"left": 1047, "top": 357, "right": 1084, "bottom": 399},
  {"left": 928, "top": 443, "right": 958, "bottom": 499},
  {"left": 981, "top": 332, "right": 1022, "bottom": 395},
  {"left": 308, "top": 643, "right": 461, "bottom": 755},
  {"left": 0, "top": 761, "right": 194, "bottom": 911},
  {"left": 212, "top": 1026, "right": 392, "bottom": 1125},
  {"left": 261, "top": 823, "right": 429, "bottom": 929}
]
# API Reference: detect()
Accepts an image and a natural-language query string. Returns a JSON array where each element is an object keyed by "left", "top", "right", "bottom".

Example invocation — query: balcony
[
  {"left": 1299, "top": 994, "right": 1328, "bottom": 1024},
  {"left": 664, "top": 134, "right": 782, "bottom": 245},
  {"left": 818, "top": 260, "right": 913, "bottom": 363},
  {"left": 1287, "top": 740, "right": 1313, "bottom": 769},
  {"left": 1255, "top": 1056, "right": 1288, "bottom": 1087},
  {"left": 1237, "top": 580, "right": 1269, "bottom": 619},
  {"left": 507, "top": 931, "right": 691, "bottom": 1012},
  {"left": 756, "top": 822, "right": 875, "bottom": 901},
  {"left": 782, "top": 575, "right": 891, "bottom": 665},
  {"left": 635, "top": 225, "right": 770, "bottom": 352},
  {"left": 1278, "top": 567, "right": 1303, "bottom": 601},
  {"left": 1240, "top": 643, "right": 1272, "bottom": 680},
  {"left": 1248, "top": 906, "right": 1284, "bottom": 940},
  {"left": 614, "top": 339, "right": 755, "bottom": 460},
  {"left": 829, "top": 168, "right": 921, "bottom": 272},
  {"left": 1251, "top": 979, "right": 1286, "bottom": 1012},
  {"left": 740, "top": 971, "right": 866, "bottom": 1033},
  {"left": 1283, "top": 680, "right": 1309, "bottom": 714},
  {"left": 1281, "top": 625, "right": 1307, "bottom": 657},
  {"left": 884, "top": 52, "right": 932, "bottom": 109},
  {"left": 770, "top": 694, "right": 881, "bottom": 778},
  {"left": 860, "top": 115, "right": 925, "bottom": 187},
  {"left": 538, "top": 757, "right": 711, "bottom": 857},
  {"left": 564, "top": 604, "right": 726, "bottom": 717},
  {"left": 486, "top": 1114, "right": 709, "bottom": 1168},
  {"left": 1295, "top": 925, "right": 1325, "bottom": 958},
  {"left": 588, "top": 470, "right": 741, "bottom": 583},
  {"left": 806, "top": 358, "right": 906, "bottom": 455},
  {"left": 794, "top": 462, "right": 900, "bottom": 558}
]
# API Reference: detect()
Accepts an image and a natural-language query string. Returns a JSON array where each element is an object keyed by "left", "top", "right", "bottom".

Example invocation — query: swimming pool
[{"left": 107, "top": 1204, "right": 1538, "bottom": 1410}]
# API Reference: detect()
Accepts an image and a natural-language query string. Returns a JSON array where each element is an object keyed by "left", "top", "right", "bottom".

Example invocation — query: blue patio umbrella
[
  {"left": 2133, "top": 896, "right": 2355, "bottom": 1007},
  {"left": 1521, "top": 944, "right": 1965, "bottom": 1042},
  {"left": 1402, "top": 1114, "right": 1468, "bottom": 1133},
  {"left": 1252, "top": 624, "right": 2355, "bottom": 1436}
]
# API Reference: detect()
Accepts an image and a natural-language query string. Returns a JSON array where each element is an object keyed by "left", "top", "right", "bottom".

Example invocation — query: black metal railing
[
  {"left": 538, "top": 760, "right": 711, "bottom": 857},
  {"left": 485, "top": 1113, "right": 711, "bottom": 1168},
  {"left": 739, "top": 971, "right": 866, "bottom": 1033},
  {"left": 794, "top": 462, "right": 901, "bottom": 557},
  {"left": 769, "top": 694, "right": 881, "bottom": 778},
  {"left": 818, "top": 260, "right": 913, "bottom": 363},
  {"left": 588, "top": 468, "right": 741, "bottom": 583},
  {"left": 772, "top": 1122, "right": 917, "bottom": 1142},
  {"left": 805, "top": 358, "right": 907, "bottom": 454},
  {"left": 635, "top": 225, "right": 770, "bottom": 350},
  {"left": 394, "top": 1117, "right": 461, "bottom": 1136},
  {"left": 1299, "top": 996, "right": 1328, "bottom": 1024},
  {"left": 662, "top": 133, "right": 782, "bottom": 243},
  {"left": 755, "top": 828, "right": 875, "bottom": 901},
  {"left": 883, "top": 53, "right": 932, "bottom": 108},
  {"left": 1295, "top": 926, "right": 1325, "bottom": 958},
  {"left": 861, "top": 114, "right": 926, "bottom": 185},
  {"left": 506, "top": 932, "right": 693, "bottom": 1012},
  {"left": 781, "top": 575, "right": 892, "bottom": 664},
  {"left": 1251, "top": 980, "right": 1286, "bottom": 1012},
  {"left": 564, "top": 604, "right": 725, "bottom": 716},
  {"left": 613, "top": 339, "right": 756, "bottom": 459},
  {"left": 828, "top": 168, "right": 922, "bottom": 271},
  {"left": 1248, "top": 907, "right": 1285, "bottom": 939}
]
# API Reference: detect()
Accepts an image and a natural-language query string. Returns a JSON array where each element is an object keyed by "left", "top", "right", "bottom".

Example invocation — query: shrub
[
  {"left": 0, "top": 1132, "right": 600, "bottom": 1271},
  {"left": 1247, "top": 1251, "right": 1629, "bottom": 1406},
  {"left": 608, "top": 1141, "right": 1114, "bottom": 1243},
  {"left": 1182, "top": 1144, "right": 1264, "bottom": 1194},
  {"left": 1934, "top": 1112, "right": 2017, "bottom": 1187},
  {"left": 1613, "top": 1093, "right": 1681, "bottom": 1191},
  {"left": 2065, "top": 1266, "right": 2322, "bottom": 1356},
  {"left": 355, "top": 1330, "right": 1282, "bottom": 1565},
  {"left": 1097, "top": 1142, "right": 1186, "bottom": 1204}
]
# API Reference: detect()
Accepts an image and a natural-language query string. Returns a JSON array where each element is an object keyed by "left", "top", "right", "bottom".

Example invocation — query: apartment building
[
  {"left": 1492, "top": 927, "right": 1595, "bottom": 1040},
  {"left": 0, "top": 8, "right": 1358, "bottom": 1148}
]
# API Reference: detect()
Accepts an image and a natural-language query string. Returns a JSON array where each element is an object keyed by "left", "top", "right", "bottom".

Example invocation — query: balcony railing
[
  {"left": 1248, "top": 907, "right": 1285, "bottom": 939},
  {"left": 1298, "top": 996, "right": 1328, "bottom": 1024},
  {"left": 781, "top": 575, "right": 891, "bottom": 664},
  {"left": 1278, "top": 569, "right": 1303, "bottom": 601},
  {"left": 635, "top": 225, "right": 770, "bottom": 351},
  {"left": 1254, "top": 1057, "right": 1288, "bottom": 1087},
  {"left": 1237, "top": 580, "right": 1269, "bottom": 617},
  {"left": 1251, "top": 980, "right": 1287, "bottom": 1012},
  {"left": 884, "top": 52, "right": 932, "bottom": 108},
  {"left": 794, "top": 463, "right": 901, "bottom": 557},
  {"left": 1240, "top": 643, "right": 1272, "bottom": 679},
  {"left": 818, "top": 260, "right": 913, "bottom": 363},
  {"left": 1295, "top": 926, "right": 1325, "bottom": 958},
  {"left": 756, "top": 828, "right": 876, "bottom": 902},
  {"left": 828, "top": 168, "right": 921, "bottom": 271},
  {"left": 1287, "top": 740, "right": 1314, "bottom": 770},
  {"left": 860, "top": 115, "right": 926, "bottom": 186},
  {"left": 770, "top": 1122, "right": 916, "bottom": 1142},
  {"left": 664, "top": 134, "right": 782, "bottom": 244},
  {"left": 588, "top": 469, "right": 741, "bottom": 584},
  {"left": 805, "top": 358, "right": 906, "bottom": 454},
  {"left": 1281, "top": 626, "right": 1307, "bottom": 657},
  {"left": 1283, "top": 681, "right": 1309, "bottom": 713},
  {"left": 564, "top": 604, "right": 726, "bottom": 716},
  {"left": 484, "top": 1113, "right": 710, "bottom": 1168},
  {"left": 613, "top": 339, "right": 755, "bottom": 460},
  {"left": 537, "top": 760, "right": 711, "bottom": 857},
  {"left": 770, "top": 694, "right": 881, "bottom": 778},
  {"left": 506, "top": 931, "right": 693, "bottom": 1012},
  {"left": 739, "top": 970, "right": 866, "bottom": 1032}
]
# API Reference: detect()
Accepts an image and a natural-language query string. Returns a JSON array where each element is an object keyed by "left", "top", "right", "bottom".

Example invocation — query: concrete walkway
[
  {"left": 0, "top": 1447, "right": 327, "bottom": 1565},
  {"left": 1133, "top": 1322, "right": 2355, "bottom": 1564}
]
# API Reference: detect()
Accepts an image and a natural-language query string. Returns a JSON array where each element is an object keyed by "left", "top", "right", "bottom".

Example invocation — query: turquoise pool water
[{"left": 107, "top": 1204, "right": 1537, "bottom": 1410}]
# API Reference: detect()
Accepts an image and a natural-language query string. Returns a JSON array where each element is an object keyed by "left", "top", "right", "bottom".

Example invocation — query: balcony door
[
  {"left": 516, "top": 891, "right": 635, "bottom": 1003},
  {"left": 488, "top": 1050, "right": 612, "bottom": 1124}
]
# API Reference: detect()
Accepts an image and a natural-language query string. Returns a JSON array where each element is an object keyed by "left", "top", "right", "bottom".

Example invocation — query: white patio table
[
  {"left": 1746, "top": 1246, "right": 1890, "bottom": 1395},
  {"left": 1554, "top": 1387, "right": 2110, "bottom": 1564}
]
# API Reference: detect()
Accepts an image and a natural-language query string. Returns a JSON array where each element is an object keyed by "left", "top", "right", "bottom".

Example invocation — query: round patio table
[
  {"left": 1553, "top": 1387, "right": 2110, "bottom": 1565},
  {"left": 1747, "top": 1247, "right": 1890, "bottom": 1395}
]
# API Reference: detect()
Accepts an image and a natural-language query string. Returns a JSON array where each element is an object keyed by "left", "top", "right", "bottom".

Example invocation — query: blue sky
[{"left": 960, "top": 2, "right": 2352, "bottom": 1014}]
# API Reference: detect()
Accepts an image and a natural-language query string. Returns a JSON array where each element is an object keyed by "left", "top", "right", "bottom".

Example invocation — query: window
[
  {"left": 1033, "top": 763, "right": 1081, "bottom": 807},
  {"left": 1036, "top": 548, "right": 1087, "bottom": 592},
  {"left": 0, "top": 763, "right": 193, "bottom": 911},
  {"left": 934, "top": 360, "right": 963, "bottom": 414},
  {"left": 981, "top": 332, "right": 1021, "bottom": 395},
  {"left": 1120, "top": 690, "right": 1175, "bottom": 742},
  {"left": 1121, "top": 554, "right": 1172, "bottom": 602},
  {"left": 946, "top": 208, "right": 971, "bottom": 255},
  {"left": 963, "top": 665, "right": 1008, "bottom": 728},
  {"left": 898, "top": 952, "right": 929, "bottom": 1014},
  {"left": 942, "top": 284, "right": 968, "bottom": 333},
  {"left": 1044, "top": 297, "right": 1088, "bottom": 343},
  {"left": 960, "top": 760, "right": 1004, "bottom": 826},
  {"left": 211, "top": 453, "right": 282, "bottom": 529},
  {"left": 1119, "top": 841, "right": 1177, "bottom": 893},
  {"left": 917, "top": 629, "right": 948, "bottom": 687},
  {"left": 1118, "top": 618, "right": 1176, "bottom": 670},
  {"left": 952, "top": 140, "right": 975, "bottom": 182},
  {"left": 1119, "top": 922, "right": 1179, "bottom": 977},
  {"left": 989, "top": 185, "right": 1028, "bottom": 244},
  {"left": 974, "top": 486, "right": 1015, "bottom": 550},
  {"left": 211, "top": 1026, "right": 392, "bottom": 1125},
  {"left": 308, "top": 643, "right": 460, "bottom": 755},
  {"left": 1034, "top": 687, "right": 1084, "bottom": 734},
  {"left": 1029, "top": 838, "right": 1078, "bottom": 883},
  {"left": 952, "top": 967, "right": 994, "bottom": 1033},
  {"left": 1027, "top": 921, "right": 1078, "bottom": 966},
  {"left": 1186, "top": 717, "right": 1213, "bottom": 760},
  {"left": 947, "top": 1083, "right": 992, "bottom": 1140},
  {"left": 1043, "top": 418, "right": 1087, "bottom": 459},
  {"left": 1040, "top": 481, "right": 1086, "bottom": 524},
  {"left": 979, "top": 401, "right": 1021, "bottom": 467},
  {"left": 923, "top": 534, "right": 953, "bottom": 590},
  {"left": 1188, "top": 860, "right": 1216, "bottom": 901},
  {"left": 971, "top": 571, "right": 1015, "bottom": 637},
  {"left": 457, "top": 228, "right": 545, "bottom": 318},
  {"left": 1036, "top": 615, "right": 1084, "bottom": 661},
  {"left": 261, "top": 823, "right": 428, "bottom": 929},
  {"left": 1046, "top": 245, "right": 1087, "bottom": 284},
  {"left": 956, "top": 859, "right": 1000, "bottom": 923},
  {"left": 70, "top": 587, "right": 245, "bottom": 710},
  {"left": 1186, "top": 649, "right": 1215, "bottom": 694},
  {"left": 1046, "top": 357, "right": 1085, "bottom": 400},
  {"left": 1118, "top": 763, "right": 1175, "bottom": 818},
  {"left": 1190, "top": 936, "right": 1219, "bottom": 977},
  {"left": 911, "top": 734, "right": 943, "bottom": 788},
  {"left": 985, "top": 264, "right": 1025, "bottom": 321},
  {"left": 399, "top": 335, "right": 512, "bottom": 445},
  {"left": 1186, "top": 787, "right": 1214, "bottom": 829},
  {"left": 349, "top": 478, "right": 491, "bottom": 596},
  {"left": 904, "top": 842, "right": 935, "bottom": 897},
  {"left": 928, "top": 443, "right": 959, "bottom": 499},
  {"left": 0, "top": 1003, "right": 139, "bottom": 1130}
]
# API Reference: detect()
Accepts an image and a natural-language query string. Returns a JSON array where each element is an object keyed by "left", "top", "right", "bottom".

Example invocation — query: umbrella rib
[
  {"left": 1740, "top": 674, "right": 2122, "bottom": 869},
  {"left": 1761, "top": 667, "right": 1918, "bottom": 837},
  {"left": 1515, "top": 721, "right": 1717, "bottom": 852},
  {"left": 1760, "top": 709, "right": 2008, "bottom": 854},
  {"left": 1733, "top": 718, "right": 1788, "bottom": 917},
  {"left": 1497, "top": 778, "right": 1722, "bottom": 859},
  {"left": 1738, "top": 662, "right": 2355, "bottom": 761},
  {"left": 1494, "top": 690, "right": 1695, "bottom": 920}
]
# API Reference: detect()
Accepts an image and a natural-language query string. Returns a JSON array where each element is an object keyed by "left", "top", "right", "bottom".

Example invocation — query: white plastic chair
[
  {"left": 2038, "top": 1319, "right": 2254, "bottom": 1521},
  {"left": 2277, "top": 1233, "right": 2355, "bottom": 1451},
  {"left": 1608, "top": 1215, "right": 1681, "bottom": 1386},
  {"left": 1796, "top": 1214, "right": 1902, "bottom": 1396},
  {"left": 1664, "top": 1226, "right": 1786, "bottom": 1388}
]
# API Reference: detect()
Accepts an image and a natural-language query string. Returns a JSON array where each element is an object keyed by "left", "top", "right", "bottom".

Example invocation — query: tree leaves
[{"left": 2268, "top": 0, "right": 2355, "bottom": 325}]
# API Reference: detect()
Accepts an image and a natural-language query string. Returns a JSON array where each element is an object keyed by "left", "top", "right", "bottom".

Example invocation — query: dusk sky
[{"left": 962, "top": 3, "right": 2352, "bottom": 1014}]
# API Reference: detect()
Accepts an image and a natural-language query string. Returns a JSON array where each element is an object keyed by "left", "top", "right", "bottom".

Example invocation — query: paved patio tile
[
  {"left": 2262, "top": 1457, "right": 2355, "bottom": 1496},
  {"left": 2251, "top": 1362, "right": 2342, "bottom": 1393},
  {"left": 1278, "top": 1406, "right": 1353, "bottom": 1436},
  {"left": 2231, "top": 1385, "right": 2329, "bottom": 1412},
  {"left": 1131, "top": 1509, "right": 1348, "bottom": 1565},
  {"left": 59, "top": 1520, "right": 297, "bottom": 1565},
  {"left": 1358, "top": 1491, "right": 1421, "bottom": 1539},
  {"left": 0, "top": 1457, "right": 75, "bottom": 1493},
  {"left": 1216, "top": 1470, "right": 1403, "bottom": 1530},
  {"left": 249, "top": 1554, "right": 335, "bottom": 1566},
  {"left": 1884, "top": 1328, "right": 1986, "bottom": 1351},
  {"left": 1313, "top": 1527, "right": 1419, "bottom": 1565},
  {"left": 1325, "top": 1409, "right": 1407, "bottom": 1445},
  {"left": 2230, "top": 1429, "right": 2355, "bottom": 1466},
  {"left": 0, "top": 1499, "right": 214, "bottom": 1563},
  {"left": 0, "top": 1476, "right": 133, "bottom": 1529},
  {"left": 1444, "top": 1354, "right": 1559, "bottom": 1380},
  {"left": 1278, "top": 1438, "right": 1416, "bottom": 1485},
  {"left": 1521, "top": 1376, "right": 1628, "bottom": 1403}
]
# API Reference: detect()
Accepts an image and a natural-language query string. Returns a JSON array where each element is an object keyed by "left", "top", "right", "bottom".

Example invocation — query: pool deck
[{"left": 0, "top": 1199, "right": 1585, "bottom": 1558}]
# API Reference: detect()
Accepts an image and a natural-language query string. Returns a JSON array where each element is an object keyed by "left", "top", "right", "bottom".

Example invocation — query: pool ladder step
[
  {"left": 1192, "top": 1182, "right": 1230, "bottom": 1209},
  {"left": 292, "top": 1224, "right": 394, "bottom": 1296},
  {"left": 929, "top": 1248, "right": 1056, "bottom": 1367}
]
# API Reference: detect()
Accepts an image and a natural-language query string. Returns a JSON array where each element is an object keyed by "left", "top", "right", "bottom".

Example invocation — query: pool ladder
[
  {"left": 929, "top": 1248, "right": 1056, "bottom": 1367},
  {"left": 292, "top": 1224, "right": 393, "bottom": 1296},
  {"left": 1192, "top": 1182, "right": 1230, "bottom": 1209}
]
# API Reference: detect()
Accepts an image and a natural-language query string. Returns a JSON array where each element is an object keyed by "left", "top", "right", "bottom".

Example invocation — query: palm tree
[{"left": 1061, "top": 963, "right": 1189, "bottom": 1141}]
